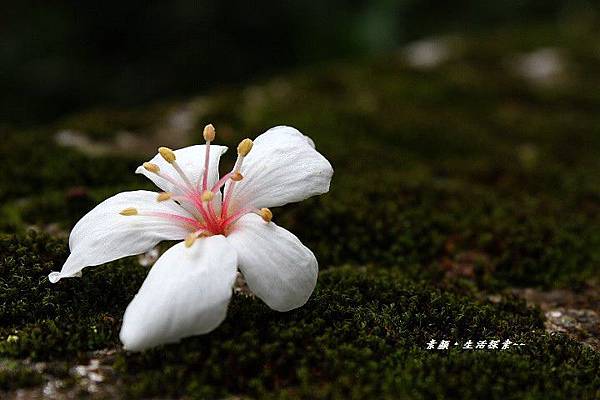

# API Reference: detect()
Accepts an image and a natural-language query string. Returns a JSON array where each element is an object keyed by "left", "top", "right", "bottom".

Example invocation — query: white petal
[
  {"left": 226, "top": 213, "right": 318, "bottom": 312},
  {"left": 225, "top": 126, "right": 333, "bottom": 210},
  {"left": 48, "top": 190, "right": 193, "bottom": 283},
  {"left": 119, "top": 236, "right": 237, "bottom": 351},
  {"left": 136, "top": 144, "right": 227, "bottom": 194}
]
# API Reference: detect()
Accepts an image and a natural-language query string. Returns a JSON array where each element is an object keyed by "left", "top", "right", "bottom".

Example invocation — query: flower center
[{"left": 120, "top": 124, "right": 272, "bottom": 246}]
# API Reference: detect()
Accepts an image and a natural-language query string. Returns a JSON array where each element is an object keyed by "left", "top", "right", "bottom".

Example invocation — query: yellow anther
[
  {"left": 185, "top": 233, "right": 196, "bottom": 248},
  {"left": 119, "top": 207, "right": 138, "bottom": 216},
  {"left": 201, "top": 190, "right": 214, "bottom": 202},
  {"left": 158, "top": 147, "right": 176, "bottom": 163},
  {"left": 231, "top": 172, "right": 243, "bottom": 181},
  {"left": 203, "top": 124, "right": 216, "bottom": 142},
  {"left": 237, "top": 138, "right": 253, "bottom": 156},
  {"left": 143, "top": 162, "right": 160, "bottom": 173},
  {"left": 260, "top": 208, "right": 273, "bottom": 223},
  {"left": 157, "top": 192, "right": 172, "bottom": 202}
]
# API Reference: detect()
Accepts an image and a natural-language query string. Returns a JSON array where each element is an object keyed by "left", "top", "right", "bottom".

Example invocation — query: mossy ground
[{"left": 1, "top": 25, "right": 599, "bottom": 399}]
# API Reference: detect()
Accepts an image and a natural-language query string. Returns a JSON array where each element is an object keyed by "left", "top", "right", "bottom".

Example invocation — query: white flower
[{"left": 48, "top": 125, "right": 333, "bottom": 351}]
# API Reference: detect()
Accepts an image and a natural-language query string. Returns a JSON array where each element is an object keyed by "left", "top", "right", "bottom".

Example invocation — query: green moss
[
  {"left": 0, "top": 130, "right": 144, "bottom": 204},
  {"left": 112, "top": 268, "right": 597, "bottom": 399},
  {"left": 0, "top": 359, "right": 44, "bottom": 391},
  {"left": 0, "top": 232, "right": 147, "bottom": 359},
  {"left": 0, "top": 233, "right": 598, "bottom": 398},
  {"left": 280, "top": 178, "right": 598, "bottom": 289}
]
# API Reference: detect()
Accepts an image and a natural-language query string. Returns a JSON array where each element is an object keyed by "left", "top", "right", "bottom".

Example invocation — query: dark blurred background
[{"left": 1, "top": 0, "right": 597, "bottom": 125}]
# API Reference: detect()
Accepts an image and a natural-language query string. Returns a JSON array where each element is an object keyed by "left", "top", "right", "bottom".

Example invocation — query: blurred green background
[{"left": 3, "top": 0, "right": 598, "bottom": 125}]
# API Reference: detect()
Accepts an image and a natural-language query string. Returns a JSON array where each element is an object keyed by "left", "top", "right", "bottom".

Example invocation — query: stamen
[
  {"left": 211, "top": 172, "right": 234, "bottom": 192},
  {"left": 201, "top": 124, "right": 216, "bottom": 191},
  {"left": 157, "top": 192, "right": 172, "bottom": 202},
  {"left": 231, "top": 172, "right": 243, "bottom": 181},
  {"left": 237, "top": 138, "right": 253, "bottom": 156},
  {"left": 209, "top": 167, "right": 242, "bottom": 194},
  {"left": 171, "top": 160, "right": 194, "bottom": 189},
  {"left": 221, "top": 139, "right": 253, "bottom": 218},
  {"left": 203, "top": 124, "right": 215, "bottom": 142},
  {"left": 158, "top": 147, "right": 176, "bottom": 163},
  {"left": 146, "top": 167, "right": 190, "bottom": 195},
  {"left": 143, "top": 162, "right": 160, "bottom": 173},
  {"left": 186, "top": 193, "right": 219, "bottom": 232},
  {"left": 120, "top": 207, "right": 138, "bottom": 216},
  {"left": 152, "top": 146, "right": 195, "bottom": 191},
  {"left": 144, "top": 160, "right": 177, "bottom": 189},
  {"left": 185, "top": 229, "right": 211, "bottom": 248},
  {"left": 201, "top": 190, "right": 214, "bottom": 202},
  {"left": 140, "top": 130, "right": 266, "bottom": 237},
  {"left": 185, "top": 233, "right": 197, "bottom": 248},
  {"left": 166, "top": 194, "right": 202, "bottom": 221},
  {"left": 259, "top": 208, "right": 273, "bottom": 222},
  {"left": 220, "top": 207, "right": 253, "bottom": 227},
  {"left": 141, "top": 211, "right": 205, "bottom": 231}
]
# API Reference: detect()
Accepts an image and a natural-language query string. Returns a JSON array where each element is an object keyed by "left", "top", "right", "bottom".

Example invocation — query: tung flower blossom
[{"left": 48, "top": 125, "right": 333, "bottom": 351}]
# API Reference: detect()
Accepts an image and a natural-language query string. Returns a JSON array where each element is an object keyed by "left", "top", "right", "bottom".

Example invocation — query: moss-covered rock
[
  {"left": 0, "top": 232, "right": 147, "bottom": 359},
  {"left": 1, "top": 233, "right": 599, "bottom": 399}
]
